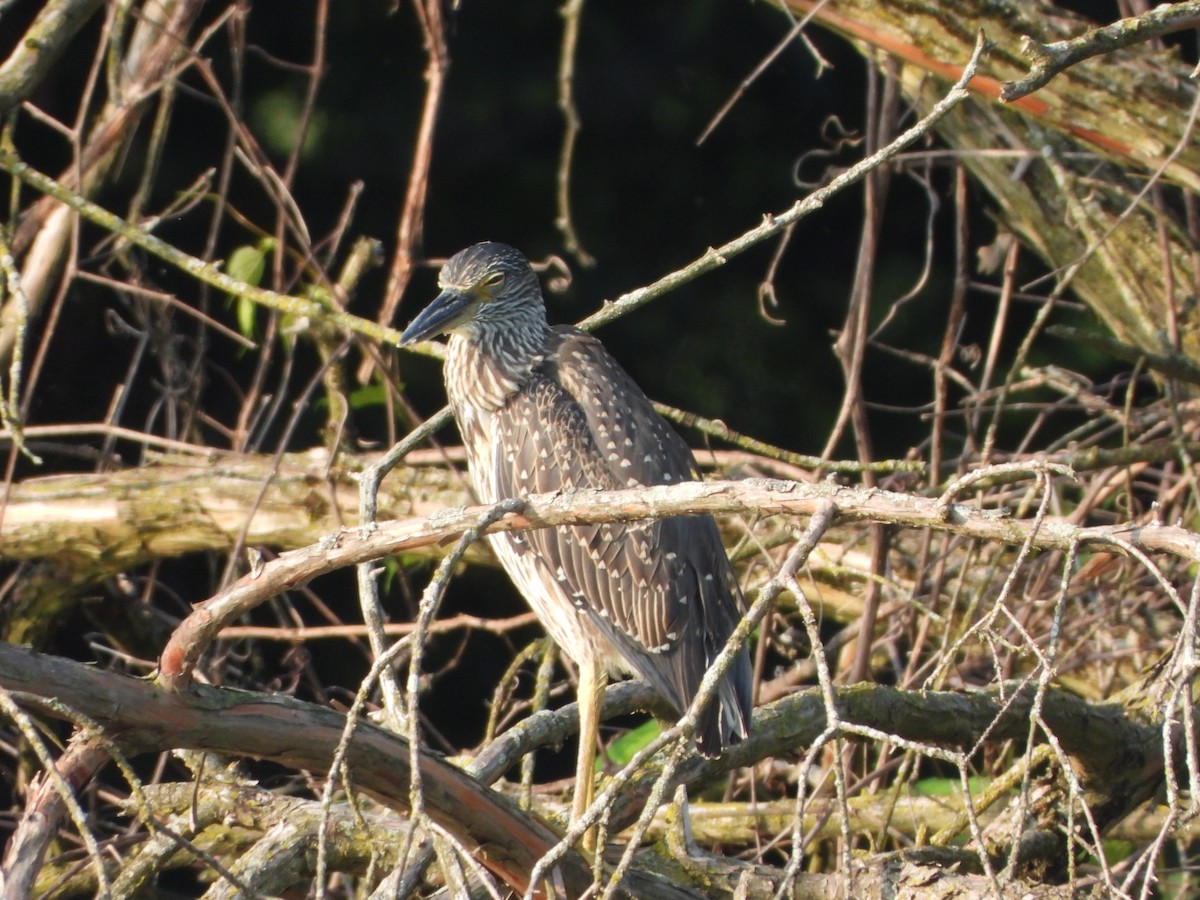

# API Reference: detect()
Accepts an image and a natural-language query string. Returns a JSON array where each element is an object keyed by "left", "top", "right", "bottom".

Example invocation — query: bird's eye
[{"left": 481, "top": 271, "right": 505, "bottom": 288}]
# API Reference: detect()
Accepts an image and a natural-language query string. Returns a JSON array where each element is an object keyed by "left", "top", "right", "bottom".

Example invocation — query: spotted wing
[
  {"left": 490, "top": 335, "right": 750, "bottom": 751},
  {"left": 546, "top": 326, "right": 698, "bottom": 489}
]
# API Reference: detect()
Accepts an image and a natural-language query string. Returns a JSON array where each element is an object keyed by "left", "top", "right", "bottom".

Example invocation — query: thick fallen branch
[
  {"left": 0, "top": 642, "right": 1168, "bottom": 898},
  {"left": 783, "top": 0, "right": 1200, "bottom": 187},
  {"left": 158, "top": 472, "right": 1200, "bottom": 691},
  {"left": 0, "top": 448, "right": 467, "bottom": 567},
  {"left": 3, "top": 443, "right": 1199, "bottom": 573},
  {"left": 0, "top": 642, "right": 599, "bottom": 898},
  {"left": 0, "top": 447, "right": 475, "bottom": 646},
  {"left": 780, "top": 0, "right": 1200, "bottom": 379},
  {"left": 607, "top": 679, "right": 1181, "bottom": 837}
]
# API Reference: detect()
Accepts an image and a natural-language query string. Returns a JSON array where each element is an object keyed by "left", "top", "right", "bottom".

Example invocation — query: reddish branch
[{"left": 0, "top": 642, "right": 596, "bottom": 897}]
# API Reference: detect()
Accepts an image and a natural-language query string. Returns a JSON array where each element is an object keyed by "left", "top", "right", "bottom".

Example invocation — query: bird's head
[{"left": 400, "top": 242, "right": 547, "bottom": 346}]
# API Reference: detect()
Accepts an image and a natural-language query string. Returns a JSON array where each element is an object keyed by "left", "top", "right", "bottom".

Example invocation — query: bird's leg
[{"left": 571, "top": 656, "right": 607, "bottom": 856}]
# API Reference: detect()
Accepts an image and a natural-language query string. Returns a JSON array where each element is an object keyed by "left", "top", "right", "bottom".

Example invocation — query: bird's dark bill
[{"left": 400, "top": 289, "right": 473, "bottom": 344}]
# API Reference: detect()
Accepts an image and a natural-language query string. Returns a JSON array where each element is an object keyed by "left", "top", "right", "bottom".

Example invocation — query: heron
[{"left": 400, "top": 242, "right": 751, "bottom": 846}]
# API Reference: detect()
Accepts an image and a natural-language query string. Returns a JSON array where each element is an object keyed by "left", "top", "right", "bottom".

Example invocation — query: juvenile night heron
[{"left": 401, "top": 242, "right": 751, "bottom": 836}]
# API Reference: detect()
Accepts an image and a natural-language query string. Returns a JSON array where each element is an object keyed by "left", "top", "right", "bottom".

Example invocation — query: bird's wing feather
[
  {"left": 490, "top": 333, "right": 747, "bottom": 732},
  {"left": 493, "top": 376, "right": 686, "bottom": 658},
  {"left": 545, "top": 326, "right": 699, "bottom": 487}
]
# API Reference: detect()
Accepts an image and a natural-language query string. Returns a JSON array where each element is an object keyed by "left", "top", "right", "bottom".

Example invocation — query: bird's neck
[{"left": 446, "top": 322, "right": 549, "bottom": 412}]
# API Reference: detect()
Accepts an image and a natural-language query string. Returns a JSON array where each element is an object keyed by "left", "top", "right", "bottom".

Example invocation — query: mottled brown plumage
[{"left": 401, "top": 242, "right": 751, "bottom": 768}]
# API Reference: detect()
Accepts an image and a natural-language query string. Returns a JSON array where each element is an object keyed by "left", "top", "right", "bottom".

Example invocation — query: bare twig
[
  {"left": 577, "top": 32, "right": 987, "bottom": 332},
  {"left": 554, "top": 0, "right": 594, "bottom": 266},
  {"left": 373, "top": 0, "right": 450, "bottom": 343},
  {"left": 1002, "top": 1, "right": 1200, "bottom": 101},
  {"left": 0, "top": 149, "right": 411, "bottom": 350}
]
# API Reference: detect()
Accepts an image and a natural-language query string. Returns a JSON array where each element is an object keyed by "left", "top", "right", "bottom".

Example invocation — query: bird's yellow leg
[{"left": 571, "top": 657, "right": 607, "bottom": 857}]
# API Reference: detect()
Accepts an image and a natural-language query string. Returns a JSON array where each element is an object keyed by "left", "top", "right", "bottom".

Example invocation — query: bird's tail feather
[{"left": 694, "top": 647, "right": 752, "bottom": 758}]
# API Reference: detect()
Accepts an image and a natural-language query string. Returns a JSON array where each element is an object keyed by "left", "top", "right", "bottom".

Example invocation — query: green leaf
[
  {"left": 349, "top": 383, "right": 389, "bottom": 411},
  {"left": 227, "top": 243, "right": 267, "bottom": 286},
  {"left": 380, "top": 556, "right": 401, "bottom": 594},
  {"left": 912, "top": 775, "right": 990, "bottom": 797},
  {"left": 235, "top": 297, "right": 256, "bottom": 340},
  {"left": 1099, "top": 839, "right": 1135, "bottom": 865},
  {"left": 225, "top": 237, "right": 276, "bottom": 340},
  {"left": 600, "top": 718, "right": 661, "bottom": 770}
]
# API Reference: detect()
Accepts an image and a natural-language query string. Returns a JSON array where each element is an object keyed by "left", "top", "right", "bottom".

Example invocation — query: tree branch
[
  {"left": 158, "top": 469, "right": 1200, "bottom": 692},
  {"left": 1002, "top": 1, "right": 1200, "bottom": 102},
  {"left": 0, "top": 0, "right": 105, "bottom": 117},
  {"left": 0, "top": 642, "right": 1178, "bottom": 898},
  {"left": 0, "top": 149, "right": 412, "bottom": 351},
  {"left": 576, "top": 31, "right": 984, "bottom": 331},
  {"left": 0, "top": 642, "right": 598, "bottom": 898}
]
